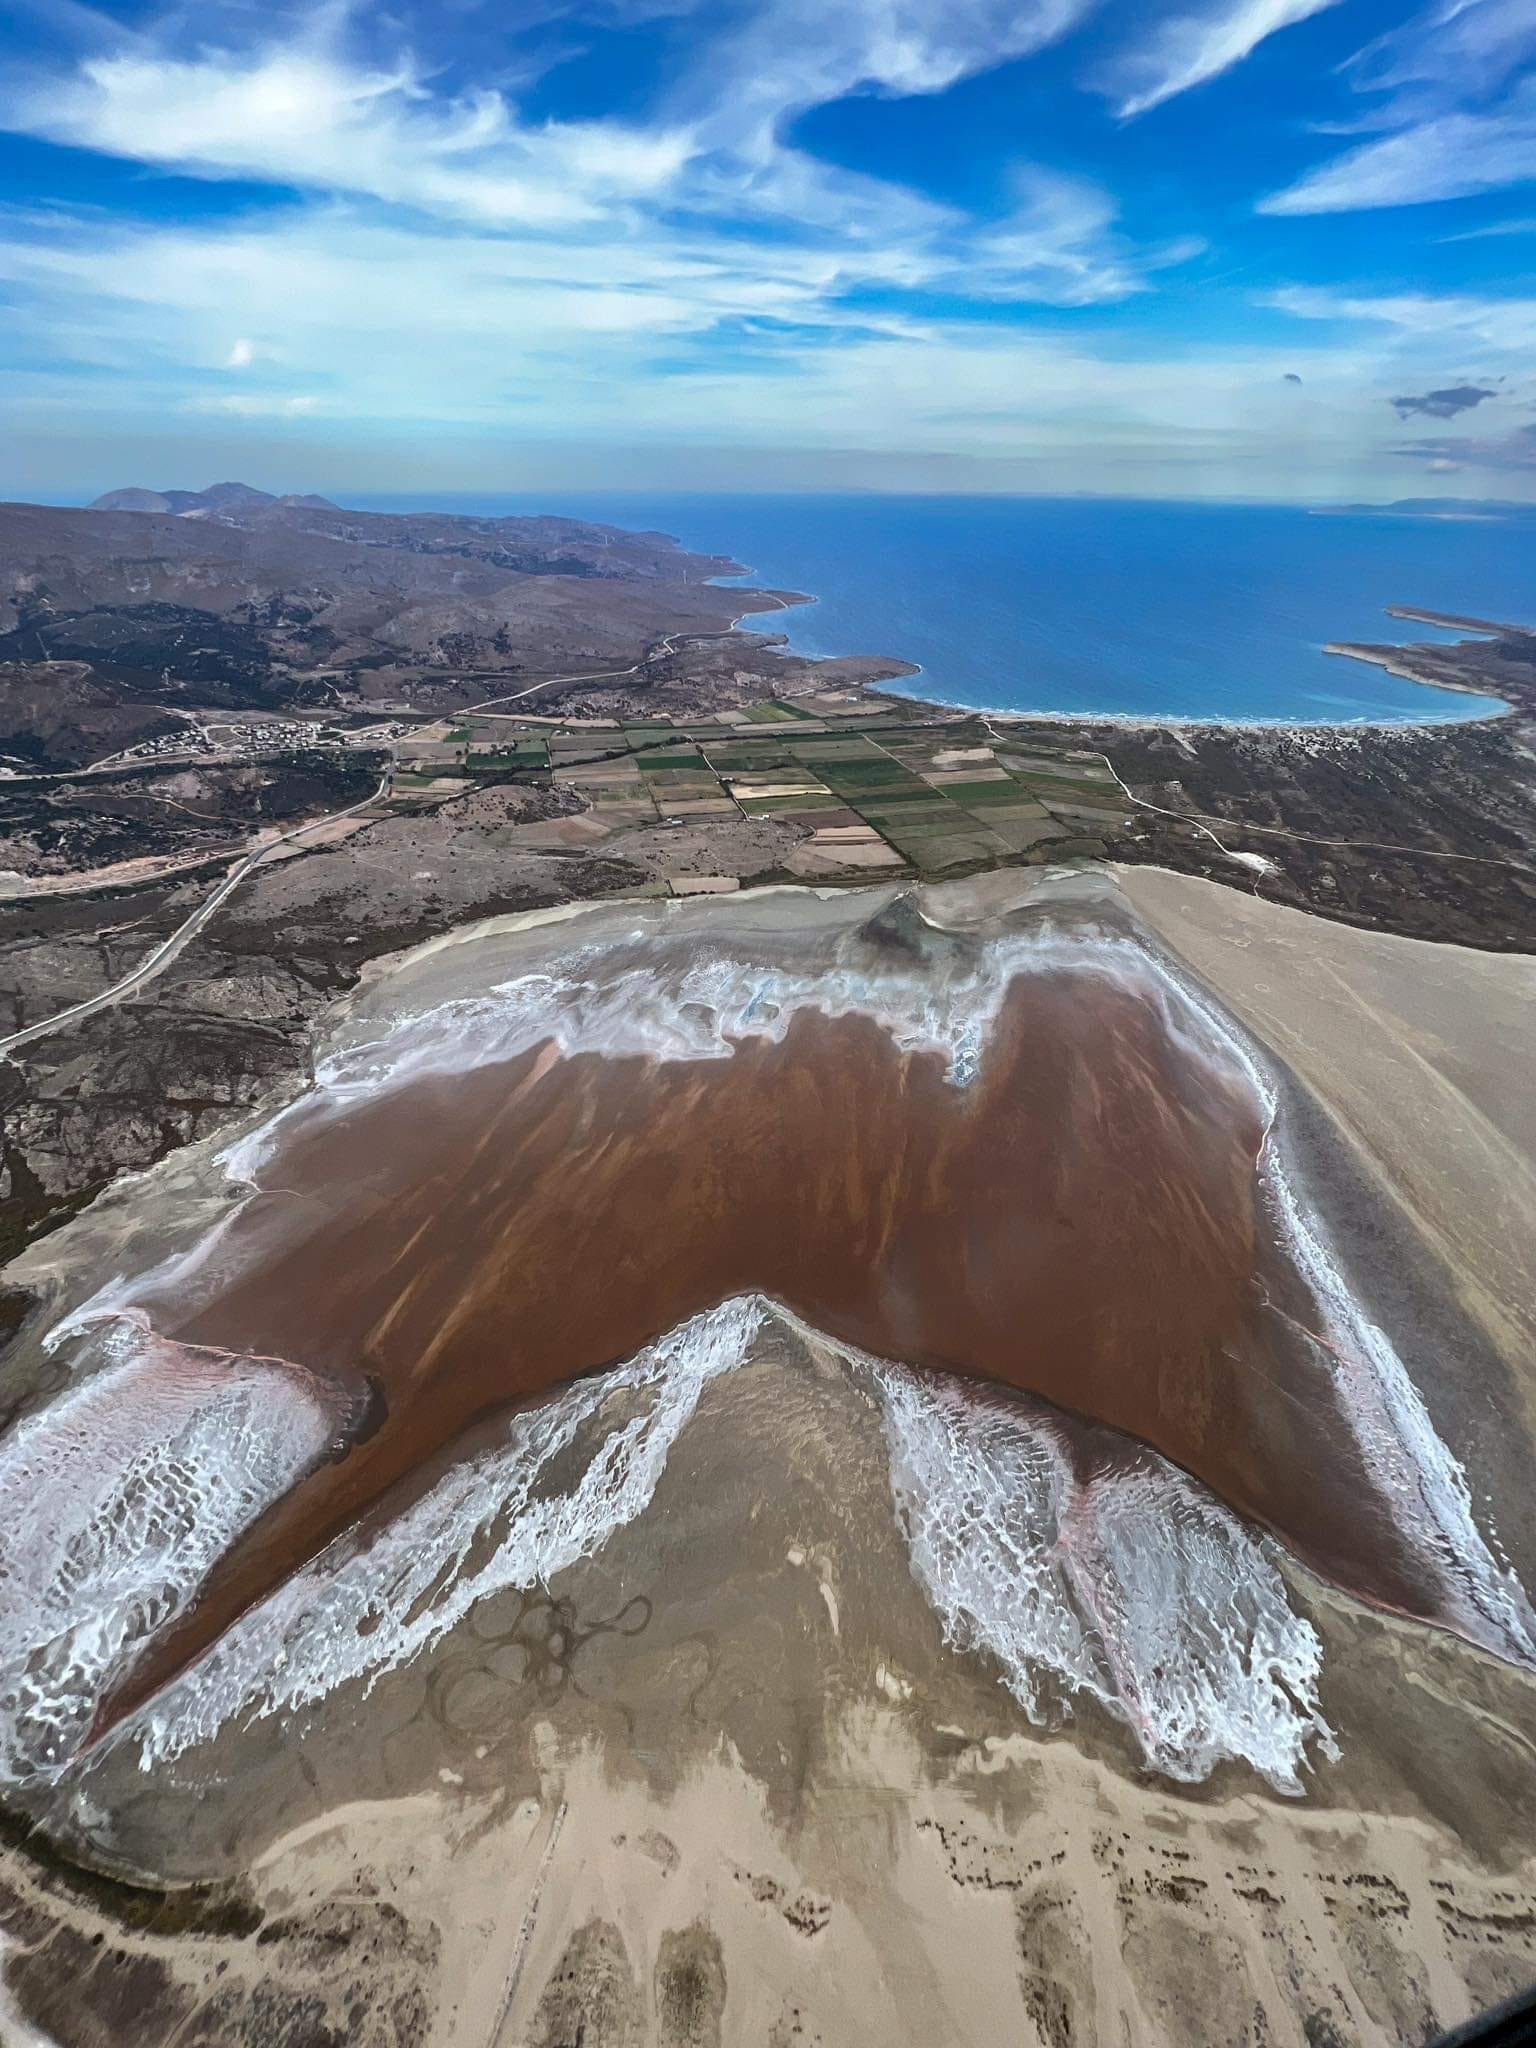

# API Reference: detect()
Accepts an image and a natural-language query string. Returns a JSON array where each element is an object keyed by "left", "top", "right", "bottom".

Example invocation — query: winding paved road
[
  {"left": 1, "top": 611, "right": 789, "bottom": 1060},
  {"left": 0, "top": 772, "right": 390, "bottom": 1060}
]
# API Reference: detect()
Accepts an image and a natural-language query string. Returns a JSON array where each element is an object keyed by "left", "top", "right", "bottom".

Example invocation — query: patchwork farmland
[{"left": 392, "top": 698, "right": 1136, "bottom": 885}]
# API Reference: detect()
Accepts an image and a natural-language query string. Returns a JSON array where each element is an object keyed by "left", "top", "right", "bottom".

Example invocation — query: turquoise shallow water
[{"left": 358, "top": 492, "right": 1534, "bottom": 726}]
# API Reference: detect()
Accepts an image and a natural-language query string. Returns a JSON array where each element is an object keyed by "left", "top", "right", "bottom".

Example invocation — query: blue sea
[{"left": 359, "top": 492, "right": 1534, "bottom": 727}]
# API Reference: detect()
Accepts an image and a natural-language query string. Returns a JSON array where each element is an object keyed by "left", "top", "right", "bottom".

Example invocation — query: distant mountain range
[
  {"left": 89, "top": 482, "right": 341, "bottom": 517},
  {"left": 1315, "top": 497, "right": 1536, "bottom": 523},
  {"left": 72, "top": 481, "right": 741, "bottom": 584}
]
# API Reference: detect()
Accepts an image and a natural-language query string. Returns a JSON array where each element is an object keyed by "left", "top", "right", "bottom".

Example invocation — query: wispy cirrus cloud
[
  {"left": 1098, "top": 0, "right": 1346, "bottom": 118},
  {"left": 1263, "top": 284, "right": 1536, "bottom": 352},
  {"left": 0, "top": 1, "right": 1198, "bottom": 344},
  {"left": 1, "top": 0, "right": 1533, "bottom": 499},
  {"left": 0, "top": 195, "right": 1355, "bottom": 476},
  {"left": 0, "top": 146, "right": 1197, "bottom": 449},
  {"left": 682, "top": 0, "right": 1097, "bottom": 151},
  {"left": 6, "top": 0, "right": 1102, "bottom": 233},
  {"left": 0, "top": 0, "right": 1188, "bottom": 291},
  {"left": 1347, "top": 0, "right": 1536, "bottom": 110},
  {"left": 1260, "top": 84, "right": 1536, "bottom": 211},
  {"left": 13, "top": 43, "right": 696, "bottom": 226},
  {"left": 1260, "top": 0, "right": 1536, "bottom": 212},
  {"left": 962, "top": 169, "right": 1205, "bottom": 304},
  {"left": 1438, "top": 213, "right": 1536, "bottom": 241}
]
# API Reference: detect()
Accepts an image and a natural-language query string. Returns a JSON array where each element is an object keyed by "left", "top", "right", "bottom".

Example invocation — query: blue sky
[{"left": 1, "top": 0, "right": 1533, "bottom": 501}]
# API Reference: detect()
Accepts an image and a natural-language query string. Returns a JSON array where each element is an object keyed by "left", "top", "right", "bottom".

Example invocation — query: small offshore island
[{"left": 0, "top": 487, "right": 1535, "bottom": 2048}]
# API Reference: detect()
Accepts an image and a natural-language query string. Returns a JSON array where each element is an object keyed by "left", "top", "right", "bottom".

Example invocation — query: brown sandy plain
[{"left": 1, "top": 870, "right": 1534, "bottom": 2047}]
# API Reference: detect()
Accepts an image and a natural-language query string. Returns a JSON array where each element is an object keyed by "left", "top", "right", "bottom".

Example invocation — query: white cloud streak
[
  {"left": 0, "top": 0, "right": 1532, "bottom": 496},
  {"left": 1102, "top": 0, "right": 1345, "bottom": 118},
  {"left": 1261, "top": 0, "right": 1536, "bottom": 212},
  {"left": 0, "top": 193, "right": 1194, "bottom": 424},
  {"left": 682, "top": 0, "right": 1096, "bottom": 153},
  {"left": 1261, "top": 83, "right": 1536, "bottom": 212},
  {"left": 0, "top": 3, "right": 1189, "bottom": 305},
  {"left": 0, "top": 198, "right": 1509, "bottom": 487},
  {"left": 1264, "top": 282, "right": 1536, "bottom": 354},
  {"left": 963, "top": 169, "right": 1205, "bottom": 303},
  {"left": 16, "top": 45, "right": 696, "bottom": 226},
  {"left": 1438, "top": 213, "right": 1536, "bottom": 241}
]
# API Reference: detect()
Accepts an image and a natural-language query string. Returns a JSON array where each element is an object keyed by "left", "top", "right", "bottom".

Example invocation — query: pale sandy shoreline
[{"left": 731, "top": 569, "right": 1511, "bottom": 734}]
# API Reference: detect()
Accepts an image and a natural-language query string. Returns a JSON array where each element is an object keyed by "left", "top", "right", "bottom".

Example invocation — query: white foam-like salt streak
[
  {"left": 107, "top": 1296, "right": 1337, "bottom": 1795},
  {"left": 131, "top": 1295, "right": 766, "bottom": 1771},
  {"left": 1148, "top": 915, "right": 1536, "bottom": 1666},
  {"left": 14, "top": 901, "right": 1531, "bottom": 1792},
  {"left": 874, "top": 1366, "right": 1338, "bottom": 1794},
  {"left": 1092, "top": 930, "right": 1536, "bottom": 1669},
  {"left": 49, "top": 916, "right": 1200, "bottom": 1349},
  {"left": 218, "top": 916, "right": 1153, "bottom": 1185},
  {"left": 1264, "top": 1163, "right": 1536, "bottom": 1664},
  {"left": 208, "top": 905, "right": 1536, "bottom": 1674},
  {"left": 0, "top": 1318, "right": 340, "bottom": 1784}
]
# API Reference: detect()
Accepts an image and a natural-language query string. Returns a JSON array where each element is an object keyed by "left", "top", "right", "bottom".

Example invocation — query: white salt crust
[
  {"left": 9, "top": 907, "right": 1530, "bottom": 1794},
  {"left": 0, "top": 1317, "right": 341, "bottom": 1783},
  {"left": 41, "top": 1298, "right": 1336, "bottom": 1796}
]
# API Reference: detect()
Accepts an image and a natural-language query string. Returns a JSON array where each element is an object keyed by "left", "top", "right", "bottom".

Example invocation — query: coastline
[
  {"left": 3, "top": 498, "right": 1536, "bottom": 2045},
  {"left": 729, "top": 570, "right": 1516, "bottom": 736},
  {"left": 1321, "top": 638, "right": 1505, "bottom": 707},
  {"left": 876, "top": 673, "right": 1508, "bottom": 735},
  {"left": 706, "top": 561, "right": 1536, "bottom": 955}
]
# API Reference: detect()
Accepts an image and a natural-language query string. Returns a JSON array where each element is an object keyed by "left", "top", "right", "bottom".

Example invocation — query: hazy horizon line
[{"left": 10, "top": 482, "right": 1536, "bottom": 516}]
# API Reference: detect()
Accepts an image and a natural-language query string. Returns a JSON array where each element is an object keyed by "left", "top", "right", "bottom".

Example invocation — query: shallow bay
[{"left": 358, "top": 490, "right": 1533, "bottom": 724}]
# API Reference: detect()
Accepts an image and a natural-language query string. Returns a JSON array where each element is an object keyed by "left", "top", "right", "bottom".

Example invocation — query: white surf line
[{"left": 0, "top": 772, "right": 390, "bottom": 1060}]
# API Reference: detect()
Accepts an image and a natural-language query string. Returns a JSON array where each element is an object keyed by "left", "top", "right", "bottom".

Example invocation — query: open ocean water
[{"left": 359, "top": 492, "right": 1534, "bottom": 726}]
